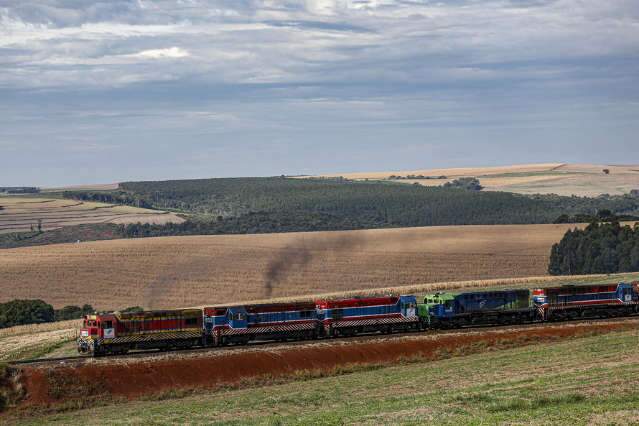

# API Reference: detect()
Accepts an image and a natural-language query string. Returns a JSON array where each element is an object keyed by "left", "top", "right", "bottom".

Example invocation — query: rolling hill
[
  {"left": 314, "top": 163, "right": 639, "bottom": 196},
  {"left": 0, "top": 196, "right": 184, "bottom": 235},
  {"left": 0, "top": 223, "right": 592, "bottom": 310}
]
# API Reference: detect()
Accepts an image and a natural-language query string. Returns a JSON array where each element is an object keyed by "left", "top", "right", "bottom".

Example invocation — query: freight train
[{"left": 77, "top": 281, "right": 639, "bottom": 356}]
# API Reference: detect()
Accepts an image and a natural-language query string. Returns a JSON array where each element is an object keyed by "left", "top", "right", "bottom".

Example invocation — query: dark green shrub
[
  {"left": 54, "top": 304, "right": 94, "bottom": 321},
  {"left": 0, "top": 299, "right": 54, "bottom": 328}
]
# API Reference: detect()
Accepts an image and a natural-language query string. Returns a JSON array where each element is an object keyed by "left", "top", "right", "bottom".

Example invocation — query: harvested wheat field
[
  {"left": 0, "top": 223, "right": 592, "bottom": 310},
  {"left": 0, "top": 320, "right": 80, "bottom": 362},
  {"left": 315, "top": 163, "right": 639, "bottom": 196},
  {"left": 0, "top": 197, "right": 184, "bottom": 234}
]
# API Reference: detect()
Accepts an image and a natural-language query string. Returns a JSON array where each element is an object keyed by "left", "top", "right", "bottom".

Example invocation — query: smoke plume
[{"left": 263, "top": 234, "right": 367, "bottom": 298}]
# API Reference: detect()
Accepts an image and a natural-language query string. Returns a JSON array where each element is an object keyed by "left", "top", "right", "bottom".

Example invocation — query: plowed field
[
  {"left": 0, "top": 223, "right": 592, "bottom": 310},
  {"left": 0, "top": 197, "right": 183, "bottom": 234}
]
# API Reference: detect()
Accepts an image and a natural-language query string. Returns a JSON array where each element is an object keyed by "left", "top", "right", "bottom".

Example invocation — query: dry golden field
[
  {"left": 43, "top": 183, "right": 120, "bottom": 192},
  {"left": 0, "top": 196, "right": 184, "bottom": 234},
  {"left": 0, "top": 223, "right": 591, "bottom": 310},
  {"left": 0, "top": 319, "right": 80, "bottom": 361},
  {"left": 315, "top": 163, "right": 639, "bottom": 196}
]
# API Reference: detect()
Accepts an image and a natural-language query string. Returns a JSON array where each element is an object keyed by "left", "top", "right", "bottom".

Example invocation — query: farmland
[
  {"left": 316, "top": 163, "right": 639, "bottom": 196},
  {"left": 0, "top": 222, "right": 625, "bottom": 310},
  {"left": 0, "top": 197, "right": 184, "bottom": 235},
  {"left": 1, "top": 272, "right": 637, "bottom": 364},
  {"left": 0, "top": 320, "right": 80, "bottom": 362},
  {"left": 8, "top": 324, "right": 639, "bottom": 424}
]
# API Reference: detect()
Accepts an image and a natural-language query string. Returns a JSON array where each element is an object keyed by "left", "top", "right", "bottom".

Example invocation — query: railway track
[{"left": 10, "top": 315, "right": 639, "bottom": 367}]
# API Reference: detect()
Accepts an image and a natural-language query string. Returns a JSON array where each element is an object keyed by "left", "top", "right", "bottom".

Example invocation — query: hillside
[
  {"left": 0, "top": 223, "right": 595, "bottom": 310},
  {"left": 315, "top": 163, "right": 639, "bottom": 196},
  {"left": 67, "top": 177, "right": 639, "bottom": 228},
  {"left": 11, "top": 326, "right": 639, "bottom": 424},
  {"left": 0, "top": 196, "right": 183, "bottom": 234}
]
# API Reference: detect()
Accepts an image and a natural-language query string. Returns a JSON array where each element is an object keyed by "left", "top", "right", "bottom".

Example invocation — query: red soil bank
[{"left": 17, "top": 321, "right": 638, "bottom": 408}]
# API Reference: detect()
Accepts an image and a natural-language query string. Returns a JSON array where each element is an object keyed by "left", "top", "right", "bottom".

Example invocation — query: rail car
[{"left": 77, "top": 281, "right": 639, "bottom": 356}]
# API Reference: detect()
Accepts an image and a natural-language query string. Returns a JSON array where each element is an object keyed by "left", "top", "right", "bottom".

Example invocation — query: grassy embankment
[{"left": 10, "top": 327, "right": 639, "bottom": 425}]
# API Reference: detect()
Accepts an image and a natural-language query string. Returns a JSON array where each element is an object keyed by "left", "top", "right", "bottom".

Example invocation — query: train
[{"left": 77, "top": 281, "right": 639, "bottom": 356}]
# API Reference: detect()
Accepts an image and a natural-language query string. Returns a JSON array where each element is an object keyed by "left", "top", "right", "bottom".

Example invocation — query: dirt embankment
[{"left": 3, "top": 319, "right": 634, "bottom": 413}]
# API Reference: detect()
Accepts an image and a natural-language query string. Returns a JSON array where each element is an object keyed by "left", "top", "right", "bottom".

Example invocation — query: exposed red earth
[{"left": 6, "top": 319, "right": 639, "bottom": 412}]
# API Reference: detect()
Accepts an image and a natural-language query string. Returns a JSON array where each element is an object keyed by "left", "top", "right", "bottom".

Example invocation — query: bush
[
  {"left": 54, "top": 304, "right": 94, "bottom": 321},
  {"left": 0, "top": 299, "right": 55, "bottom": 329},
  {"left": 120, "top": 306, "right": 144, "bottom": 313},
  {"left": 442, "top": 177, "right": 483, "bottom": 191}
]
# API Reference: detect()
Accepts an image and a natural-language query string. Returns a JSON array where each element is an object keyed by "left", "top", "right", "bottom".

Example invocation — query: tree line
[
  {"left": 549, "top": 221, "right": 639, "bottom": 275},
  {"left": 0, "top": 300, "right": 94, "bottom": 329},
  {"left": 0, "top": 300, "right": 146, "bottom": 329}
]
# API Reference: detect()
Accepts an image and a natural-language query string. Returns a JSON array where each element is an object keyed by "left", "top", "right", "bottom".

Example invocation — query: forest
[
  {"left": 0, "top": 300, "right": 94, "bottom": 329},
  {"left": 63, "top": 177, "right": 639, "bottom": 233}
]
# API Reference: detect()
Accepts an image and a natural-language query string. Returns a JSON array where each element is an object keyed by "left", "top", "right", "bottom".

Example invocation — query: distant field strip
[
  {"left": 315, "top": 163, "right": 639, "bottom": 196},
  {"left": 0, "top": 197, "right": 184, "bottom": 234},
  {"left": 0, "top": 223, "right": 608, "bottom": 310}
]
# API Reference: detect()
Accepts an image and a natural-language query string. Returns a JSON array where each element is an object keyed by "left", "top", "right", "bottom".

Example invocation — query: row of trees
[
  {"left": 388, "top": 174, "right": 447, "bottom": 180},
  {"left": 554, "top": 209, "right": 639, "bottom": 224},
  {"left": 64, "top": 190, "right": 152, "bottom": 209},
  {"left": 443, "top": 177, "right": 483, "bottom": 191},
  {"left": 548, "top": 221, "right": 639, "bottom": 275},
  {"left": 0, "top": 300, "right": 94, "bottom": 329},
  {"left": 0, "top": 301, "right": 147, "bottom": 329}
]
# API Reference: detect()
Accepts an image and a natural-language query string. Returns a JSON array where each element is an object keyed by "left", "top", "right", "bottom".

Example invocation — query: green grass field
[{"left": 11, "top": 328, "right": 639, "bottom": 425}]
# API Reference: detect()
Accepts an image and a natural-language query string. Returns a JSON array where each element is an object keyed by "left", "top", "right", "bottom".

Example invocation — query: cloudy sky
[{"left": 1, "top": 0, "right": 638, "bottom": 186}]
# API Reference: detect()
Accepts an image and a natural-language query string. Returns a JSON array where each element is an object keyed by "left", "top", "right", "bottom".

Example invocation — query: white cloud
[
  {"left": 126, "top": 47, "right": 190, "bottom": 59},
  {"left": 0, "top": 0, "right": 637, "bottom": 90}
]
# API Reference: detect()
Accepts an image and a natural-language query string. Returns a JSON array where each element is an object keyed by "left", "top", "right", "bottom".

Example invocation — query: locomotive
[{"left": 77, "top": 281, "right": 639, "bottom": 356}]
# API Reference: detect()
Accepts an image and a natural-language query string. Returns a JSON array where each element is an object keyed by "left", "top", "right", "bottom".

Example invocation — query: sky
[{"left": 1, "top": 0, "right": 638, "bottom": 186}]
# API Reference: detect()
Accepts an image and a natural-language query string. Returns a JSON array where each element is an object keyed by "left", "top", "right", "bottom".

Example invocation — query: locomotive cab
[
  {"left": 78, "top": 314, "right": 102, "bottom": 354},
  {"left": 417, "top": 292, "right": 455, "bottom": 327},
  {"left": 80, "top": 316, "right": 99, "bottom": 338}
]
